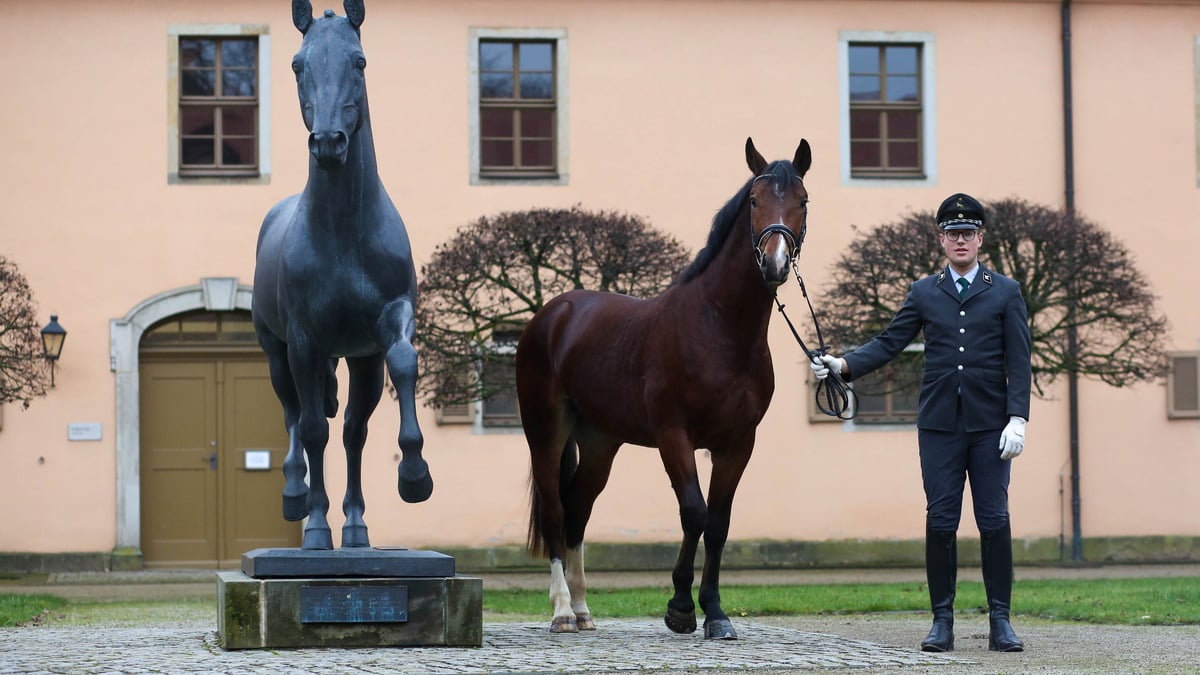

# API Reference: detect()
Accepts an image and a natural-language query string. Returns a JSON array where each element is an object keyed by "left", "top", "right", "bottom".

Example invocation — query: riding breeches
[{"left": 917, "top": 405, "right": 1011, "bottom": 533}]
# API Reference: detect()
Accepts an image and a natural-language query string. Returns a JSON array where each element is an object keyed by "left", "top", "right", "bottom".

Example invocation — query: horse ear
[
  {"left": 793, "top": 139, "right": 812, "bottom": 178},
  {"left": 344, "top": 0, "right": 365, "bottom": 28},
  {"left": 745, "top": 137, "right": 768, "bottom": 175},
  {"left": 292, "top": 0, "right": 313, "bottom": 33}
]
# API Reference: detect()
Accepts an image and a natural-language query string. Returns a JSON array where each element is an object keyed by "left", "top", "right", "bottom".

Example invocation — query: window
[
  {"left": 168, "top": 25, "right": 271, "bottom": 183},
  {"left": 807, "top": 347, "right": 922, "bottom": 425},
  {"left": 1168, "top": 352, "right": 1200, "bottom": 419},
  {"left": 839, "top": 32, "right": 935, "bottom": 186},
  {"left": 481, "top": 328, "right": 522, "bottom": 427},
  {"left": 469, "top": 28, "right": 568, "bottom": 184}
]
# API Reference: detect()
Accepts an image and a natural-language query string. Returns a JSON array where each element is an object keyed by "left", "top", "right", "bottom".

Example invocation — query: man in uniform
[{"left": 811, "top": 193, "right": 1031, "bottom": 653}]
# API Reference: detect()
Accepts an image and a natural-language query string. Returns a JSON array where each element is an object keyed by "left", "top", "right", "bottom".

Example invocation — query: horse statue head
[
  {"left": 745, "top": 137, "right": 812, "bottom": 288},
  {"left": 291, "top": 0, "right": 368, "bottom": 168}
]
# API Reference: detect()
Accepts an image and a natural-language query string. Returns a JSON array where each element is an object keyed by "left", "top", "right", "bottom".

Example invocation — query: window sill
[{"left": 169, "top": 172, "right": 269, "bottom": 186}]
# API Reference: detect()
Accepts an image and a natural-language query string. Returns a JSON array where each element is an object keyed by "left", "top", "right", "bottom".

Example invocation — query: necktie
[{"left": 957, "top": 277, "right": 970, "bottom": 298}]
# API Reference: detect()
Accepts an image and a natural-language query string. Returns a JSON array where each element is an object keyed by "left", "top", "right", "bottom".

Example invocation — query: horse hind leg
[
  {"left": 339, "top": 355, "right": 386, "bottom": 548},
  {"left": 562, "top": 437, "right": 621, "bottom": 631},
  {"left": 523, "top": 404, "right": 577, "bottom": 632}
]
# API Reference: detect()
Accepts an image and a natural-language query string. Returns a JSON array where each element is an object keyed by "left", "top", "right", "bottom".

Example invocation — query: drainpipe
[{"left": 1061, "top": 0, "right": 1083, "bottom": 563}]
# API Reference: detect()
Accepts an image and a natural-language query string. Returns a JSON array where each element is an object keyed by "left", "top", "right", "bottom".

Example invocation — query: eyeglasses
[{"left": 942, "top": 230, "right": 978, "bottom": 242}]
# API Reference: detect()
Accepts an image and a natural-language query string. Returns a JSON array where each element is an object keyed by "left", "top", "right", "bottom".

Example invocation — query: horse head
[
  {"left": 744, "top": 137, "right": 811, "bottom": 288},
  {"left": 291, "top": 0, "right": 368, "bottom": 168}
]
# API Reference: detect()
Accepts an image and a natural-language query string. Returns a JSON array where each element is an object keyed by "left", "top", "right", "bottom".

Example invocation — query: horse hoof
[
  {"left": 575, "top": 613, "right": 596, "bottom": 631},
  {"left": 282, "top": 493, "right": 308, "bottom": 522},
  {"left": 704, "top": 618, "right": 738, "bottom": 640},
  {"left": 341, "top": 525, "right": 370, "bottom": 548},
  {"left": 550, "top": 616, "right": 579, "bottom": 633},
  {"left": 398, "top": 466, "right": 434, "bottom": 503},
  {"left": 664, "top": 608, "right": 697, "bottom": 634},
  {"left": 301, "top": 528, "right": 334, "bottom": 550}
]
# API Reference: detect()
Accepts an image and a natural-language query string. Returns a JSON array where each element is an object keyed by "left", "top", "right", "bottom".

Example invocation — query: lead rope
[{"left": 773, "top": 261, "right": 856, "bottom": 420}]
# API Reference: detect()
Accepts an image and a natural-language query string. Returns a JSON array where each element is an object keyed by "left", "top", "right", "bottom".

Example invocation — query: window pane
[
  {"left": 888, "top": 141, "right": 920, "bottom": 168},
  {"left": 480, "top": 42, "right": 513, "bottom": 71},
  {"left": 519, "top": 72, "right": 553, "bottom": 99},
  {"left": 885, "top": 46, "right": 918, "bottom": 74},
  {"left": 222, "top": 70, "right": 256, "bottom": 97},
  {"left": 481, "top": 108, "right": 514, "bottom": 137},
  {"left": 887, "top": 75, "right": 919, "bottom": 102},
  {"left": 521, "top": 140, "right": 554, "bottom": 167},
  {"left": 222, "top": 138, "right": 256, "bottom": 166},
  {"left": 850, "top": 110, "right": 881, "bottom": 139},
  {"left": 887, "top": 110, "right": 919, "bottom": 139},
  {"left": 222, "top": 107, "right": 256, "bottom": 135},
  {"left": 181, "top": 70, "right": 215, "bottom": 97},
  {"left": 850, "top": 141, "right": 881, "bottom": 168},
  {"left": 221, "top": 39, "right": 257, "bottom": 68},
  {"left": 180, "top": 39, "right": 215, "bottom": 68},
  {"left": 519, "top": 43, "right": 553, "bottom": 71},
  {"left": 849, "top": 75, "right": 880, "bottom": 101},
  {"left": 181, "top": 107, "right": 216, "bottom": 135},
  {"left": 482, "top": 140, "right": 514, "bottom": 167},
  {"left": 892, "top": 385, "right": 919, "bottom": 415},
  {"left": 182, "top": 138, "right": 215, "bottom": 165},
  {"left": 521, "top": 108, "right": 554, "bottom": 137},
  {"left": 848, "top": 45, "right": 879, "bottom": 74},
  {"left": 855, "top": 390, "right": 886, "bottom": 414},
  {"left": 481, "top": 73, "right": 513, "bottom": 98}
]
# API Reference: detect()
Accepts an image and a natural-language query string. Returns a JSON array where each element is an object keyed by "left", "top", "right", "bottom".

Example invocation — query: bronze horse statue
[
  {"left": 252, "top": 0, "right": 432, "bottom": 550},
  {"left": 516, "top": 138, "right": 813, "bottom": 638}
]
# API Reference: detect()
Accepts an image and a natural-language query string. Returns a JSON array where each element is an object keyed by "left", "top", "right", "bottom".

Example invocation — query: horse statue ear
[
  {"left": 292, "top": 0, "right": 313, "bottom": 34},
  {"left": 344, "top": 0, "right": 365, "bottom": 28},
  {"left": 793, "top": 139, "right": 812, "bottom": 178},
  {"left": 745, "top": 137, "right": 768, "bottom": 175}
]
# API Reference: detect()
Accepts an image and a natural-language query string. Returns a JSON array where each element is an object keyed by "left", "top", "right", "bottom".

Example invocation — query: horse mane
[{"left": 674, "top": 160, "right": 800, "bottom": 285}]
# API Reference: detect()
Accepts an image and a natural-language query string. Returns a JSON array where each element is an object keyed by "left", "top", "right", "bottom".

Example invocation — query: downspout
[{"left": 1061, "top": 0, "right": 1084, "bottom": 563}]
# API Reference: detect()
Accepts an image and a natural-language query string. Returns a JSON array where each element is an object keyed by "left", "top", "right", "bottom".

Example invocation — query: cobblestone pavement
[{"left": 0, "top": 620, "right": 969, "bottom": 674}]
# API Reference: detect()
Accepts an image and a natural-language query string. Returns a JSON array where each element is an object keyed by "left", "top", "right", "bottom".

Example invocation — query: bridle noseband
[{"left": 749, "top": 174, "right": 806, "bottom": 269}]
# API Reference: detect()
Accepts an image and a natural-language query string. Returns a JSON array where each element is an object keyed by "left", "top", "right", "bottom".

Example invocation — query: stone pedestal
[{"left": 217, "top": 548, "right": 482, "bottom": 649}]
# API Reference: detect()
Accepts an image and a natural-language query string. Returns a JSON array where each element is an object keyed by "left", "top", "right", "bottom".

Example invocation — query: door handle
[{"left": 207, "top": 452, "right": 218, "bottom": 470}]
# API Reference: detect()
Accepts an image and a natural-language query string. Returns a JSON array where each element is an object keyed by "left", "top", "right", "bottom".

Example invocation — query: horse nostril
[{"left": 308, "top": 131, "right": 349, "bottom": 163}]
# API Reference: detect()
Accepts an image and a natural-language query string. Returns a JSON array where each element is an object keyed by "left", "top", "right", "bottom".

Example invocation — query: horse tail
[{"left": 526, "top": 436, "right": 578, "bottom": 559}]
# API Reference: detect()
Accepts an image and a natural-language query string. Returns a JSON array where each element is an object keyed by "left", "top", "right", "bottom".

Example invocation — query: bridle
[{"left": 748, "top": 173, "right": 856, "bottom": 420}]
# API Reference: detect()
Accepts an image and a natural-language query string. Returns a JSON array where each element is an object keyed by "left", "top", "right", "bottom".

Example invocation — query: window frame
[
  {"left": 1167, "top": 351, "right": 1200, "bottom": 419},
  {"left": 839, "top": 31, "right": 936, "bottom": 187},
  {"left": 469, "top": 27, "right": 568, "bottom": 186},
  {"left": 480, "top": 328, "right": 522, "bottom": 428},
  {"left": 168, "top": 24, "right": 271, "bottom": 185},
  {"left": 807, "top": 344, "right": 924, "bottom": 428}
]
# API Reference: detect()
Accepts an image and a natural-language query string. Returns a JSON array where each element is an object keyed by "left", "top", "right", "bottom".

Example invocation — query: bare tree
[
  {"left": 415, "top": 206, "right": 690, "bottom": 408},
  {"left": 0, "top": 255, "right": 51, "bottom": 407},
  {"left": 817, "top": 197, "right": 1170, "bottom": 397}
]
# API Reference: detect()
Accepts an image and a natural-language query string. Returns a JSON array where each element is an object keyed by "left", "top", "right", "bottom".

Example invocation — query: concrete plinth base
[{"left": 217, "top": 549, "right": 482, "bottom": 649}]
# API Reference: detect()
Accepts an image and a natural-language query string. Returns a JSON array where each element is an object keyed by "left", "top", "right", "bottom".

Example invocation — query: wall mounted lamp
[{"left": 40, "top": 314, "right": 67, "bottom": 387}]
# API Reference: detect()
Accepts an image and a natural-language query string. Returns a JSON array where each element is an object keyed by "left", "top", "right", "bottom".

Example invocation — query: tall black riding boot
[
  {"left": 920, "top": 525, "right": 957, "bottom": 652},
  {"left": 981, "top": 523, "right": 1025, "bottom": 652}
]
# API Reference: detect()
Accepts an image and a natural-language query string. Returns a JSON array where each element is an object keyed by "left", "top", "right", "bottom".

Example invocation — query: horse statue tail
[{"left": 526, "top": 436, "right": 579, "bottom": 558}]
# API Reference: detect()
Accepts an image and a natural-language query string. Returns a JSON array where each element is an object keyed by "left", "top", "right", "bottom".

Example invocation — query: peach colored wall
[{"left": 0, "top": 0, "right": 1197, "bottom": 555}]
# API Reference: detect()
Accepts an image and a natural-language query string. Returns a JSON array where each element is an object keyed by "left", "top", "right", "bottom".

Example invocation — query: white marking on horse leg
[
  {"left": 548, "top": 558, "right": 578, "bottom": 633},
  {"left": 565, "top": 545, "right": 595, "bottom": 630}
]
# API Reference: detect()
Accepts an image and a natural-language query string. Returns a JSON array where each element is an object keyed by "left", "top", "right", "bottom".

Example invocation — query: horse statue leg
[
  {"left": 384, "top": 297, "right": 432, "bottom": 503},
  {"left": 657, "top": 430, "right": 706, "bottom": 635},
  {"left": 255, "top": 328, "right": 310, "bottom": 522},
  {"left": 695, "top": 437, "right": 755, "bottom": 640},
  {"left": 289, "top": 338, "right": 335, "bottom": 550},
  {"left": 339, "top": 354, "right": 387, "bottom": 548}
]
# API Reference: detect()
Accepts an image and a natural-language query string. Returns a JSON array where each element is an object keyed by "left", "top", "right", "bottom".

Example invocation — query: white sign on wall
[
  {"left": 244, "top": 450, "right": 272, "bottom": 470},
  {"left": 67, "top": 423, "right": 103, "bottom": 441}
]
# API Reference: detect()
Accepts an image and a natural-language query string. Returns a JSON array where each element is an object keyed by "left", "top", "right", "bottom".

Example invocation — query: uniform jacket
[{"left": 843, "top": 263, "right": 1032, "bottom": 432}]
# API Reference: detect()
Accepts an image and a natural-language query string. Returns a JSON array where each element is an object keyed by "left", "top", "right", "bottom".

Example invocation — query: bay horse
[
  {"left": 516, "top": 138, "right": 812, "bottom": 639},
  {"left": 252, "top": 0, "right": 432, "bottom": 550}
]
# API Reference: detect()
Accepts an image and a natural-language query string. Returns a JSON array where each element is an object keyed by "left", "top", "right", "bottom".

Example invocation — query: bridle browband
[{"left": 747, "top": 172, "right": 855, "bottom": 420}]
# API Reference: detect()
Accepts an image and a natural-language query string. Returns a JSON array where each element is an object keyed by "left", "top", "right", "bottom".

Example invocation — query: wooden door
[{"left": 141, "top": 359, "right": 298, "bottom": 568}]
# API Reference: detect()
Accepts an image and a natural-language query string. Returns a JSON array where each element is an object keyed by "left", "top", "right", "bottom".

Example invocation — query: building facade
[{"left": 1, "top": 0, "right": 1198, "bottom": 570}]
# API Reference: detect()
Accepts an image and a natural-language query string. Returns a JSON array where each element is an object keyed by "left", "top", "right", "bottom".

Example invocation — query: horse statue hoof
[
  {"left": 550, "top": 615, "right": 579, "bottom": 633},
  {"left": 704, "top": 618, "right": 738, "bottom": 640},
  {"left": 282, "top": 492, "right": 308, "bottom": 522},
  {"left": 664, "top": 608, "right": 697, "bottom": 634},
  {"left": 397, "top": 463, "right": 434, "bottom": 503},
  {"left": 575, "top": 613, "right": 596, "bottom": 631},
  {"left": 301, "top": 527, "right": 334, "bottom": 550},
  {"left": 341, "top": 525, "right": 370, "bottom": 548}
]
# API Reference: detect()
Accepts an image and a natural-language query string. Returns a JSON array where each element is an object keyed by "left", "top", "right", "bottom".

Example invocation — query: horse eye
[
  {"left": 749, "top": 197, "right": 758, "bottom": 208},
  {"left": 355, "top": 56, "right": 367, "bottom": 70}
]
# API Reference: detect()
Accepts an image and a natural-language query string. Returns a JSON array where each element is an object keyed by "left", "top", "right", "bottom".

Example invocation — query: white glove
[
  {"left": 809, "top": 354, "right": 846, "bottom": 381},
  {"left": 999, "top": 416, "right": 1026, "bottom": 460}
]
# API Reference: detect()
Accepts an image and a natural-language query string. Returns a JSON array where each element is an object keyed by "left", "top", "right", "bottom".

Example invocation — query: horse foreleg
[
  {"left": 697, "top": 437, "right": 754, "bottom": 640},
  {"left": 658, "top": 434, "right": 705, "bottom": 634},
  {"left": 340, "top": 355, "right": 385, "bottom": 548},
  {"left": 291, "top": 341, "right": 334, "bottom": 550},
  {"left": 386, "top": 339, "right": 432, "bottom": 503},
  {"left": 258, "top": 331, "right": 308, "bottom": 522}
]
